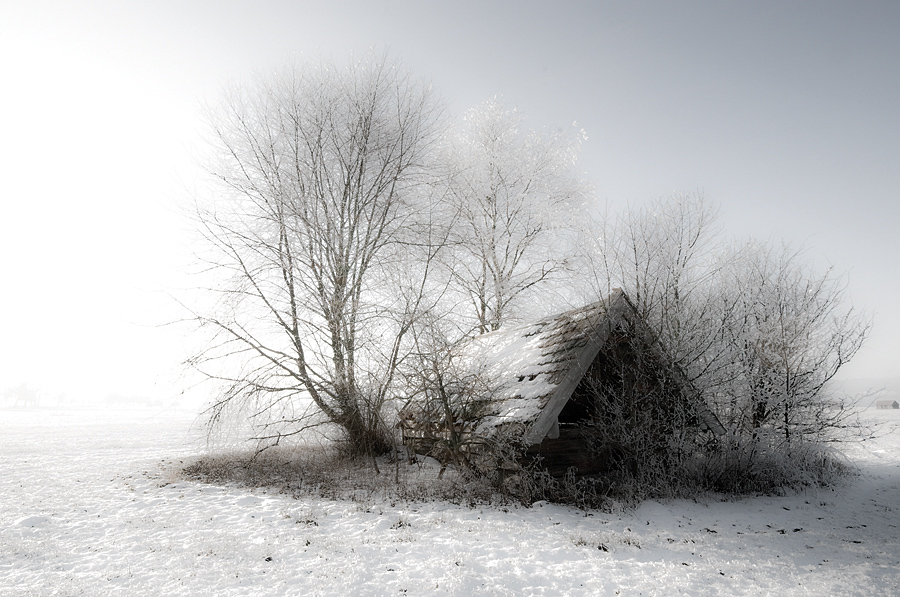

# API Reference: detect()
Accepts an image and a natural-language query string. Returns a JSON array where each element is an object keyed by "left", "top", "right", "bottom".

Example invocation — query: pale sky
[{"left": 1, "top": 1, "right": 898, "bottom": 403}]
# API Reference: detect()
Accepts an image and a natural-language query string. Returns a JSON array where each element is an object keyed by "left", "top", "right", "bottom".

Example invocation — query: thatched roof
[{"left": 460, "top": 289, "right": 725, "bottom": 444}]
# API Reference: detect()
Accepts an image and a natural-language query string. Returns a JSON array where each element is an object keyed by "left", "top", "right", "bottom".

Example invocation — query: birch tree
[{"left": 191, "top": 55, "right": 444, "bottom": 454}]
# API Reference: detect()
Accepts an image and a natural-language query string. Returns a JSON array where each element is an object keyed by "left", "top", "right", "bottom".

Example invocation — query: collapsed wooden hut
[{"left": 399, "top": 289, "right": 725, "bottom": 478}]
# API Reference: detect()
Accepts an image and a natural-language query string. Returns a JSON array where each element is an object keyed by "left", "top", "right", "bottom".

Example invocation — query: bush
[{"left": 682, "top": 435, "right": 857, "bottom": 495}]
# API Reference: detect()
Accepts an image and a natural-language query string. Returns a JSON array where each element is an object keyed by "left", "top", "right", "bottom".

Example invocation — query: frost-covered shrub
[
  {"left": 577, "top": 195, "right": 868, "bottom": 500},
  {"left": 679, "top": 433, "right": 857, "bottom": 495}
]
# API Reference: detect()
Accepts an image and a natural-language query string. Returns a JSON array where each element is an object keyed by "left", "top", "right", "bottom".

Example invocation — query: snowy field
[{"left": 1, "top": 406, "right": 898, "bottom": 596}]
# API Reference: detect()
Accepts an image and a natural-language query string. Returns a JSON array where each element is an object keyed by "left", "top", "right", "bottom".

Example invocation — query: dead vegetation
[
  {"left": 180, "top": 428, "right": 859, "bottom": 513},
  {"left": 180, "top": 444, "right": 507, "bottom": 507}
]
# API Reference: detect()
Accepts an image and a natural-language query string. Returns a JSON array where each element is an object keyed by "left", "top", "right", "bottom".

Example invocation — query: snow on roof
[
  {"left": 462, "top": 290, "right": 630, "bottom": 442},
  {"left": 459, "top": 289, "right": 726, "bottom": 443}
]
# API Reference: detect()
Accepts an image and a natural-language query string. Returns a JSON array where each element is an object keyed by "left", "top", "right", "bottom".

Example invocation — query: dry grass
[
  {"left": 181, "top": 443, "right": 507, "bottom": 507},
  {"left": 180, "top": 435, "right": 858, "bottom": 512}
]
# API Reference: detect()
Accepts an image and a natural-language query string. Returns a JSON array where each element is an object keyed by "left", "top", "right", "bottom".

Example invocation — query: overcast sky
[{"left": 2, "top": 1, "right": 898, "bottom": 402}]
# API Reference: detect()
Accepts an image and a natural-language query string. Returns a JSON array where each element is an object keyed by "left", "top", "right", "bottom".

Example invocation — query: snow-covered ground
[{"left": 1, "top": 406, "right": 898, "bottom": 596}]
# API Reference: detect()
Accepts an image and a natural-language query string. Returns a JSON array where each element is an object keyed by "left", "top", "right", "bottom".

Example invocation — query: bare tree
[
  {"left": 579, "top": 194, "right": 729, "bottom": 386},
  {"left": 443, "top": 98, "right": 587, "bottom": 333},
  {"left": 720, "top": 242, "right": 870, "bottom": 443},
  {"left": 3, "top": 383, "right": 40, "bottom": 408},
  {"left": 190, "top": 55, "right": 444, "bottom": 455},
  {"left": 578, "top": 194, "right": 869, "bottom": 446}
]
